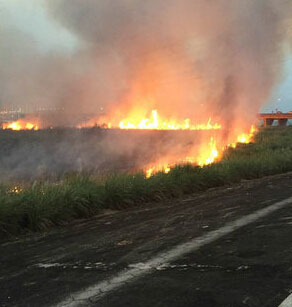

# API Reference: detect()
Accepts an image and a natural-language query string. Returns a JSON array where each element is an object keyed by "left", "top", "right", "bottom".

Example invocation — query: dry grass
[{"left": 1, "top": 126, "right": 292, "bottom": 238}]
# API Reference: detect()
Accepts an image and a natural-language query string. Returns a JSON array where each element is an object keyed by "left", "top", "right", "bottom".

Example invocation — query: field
[
  {"left": 0, "top": 128, "right": 214, "bottom": 182},
  {"left": 1, "top": 126, "right": 292, "bottom": 239}
]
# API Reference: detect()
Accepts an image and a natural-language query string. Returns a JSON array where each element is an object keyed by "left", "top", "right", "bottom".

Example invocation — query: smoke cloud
[
  {"left": 1, "top": 1, "right": 291, "bottom": 127},
  {"left": 1, "top": 0, "right": 292, "bottom": 179},
  {"left": 45, "top": 0, "right": 292, "bottom": 133}
]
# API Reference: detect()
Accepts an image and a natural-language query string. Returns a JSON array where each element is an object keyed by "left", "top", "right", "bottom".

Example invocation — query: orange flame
[
  {"left": 2, "top": 120, "right": 39, "bottom": 131},
  {"left": 230, "top": 125, "right": 256, "bottom": 148},
  {"left": 104, "top": 108, "right": 222, "bottom": 178},
  {"left": 197, "top": 137, "right": 219, "bottom": 166},
  {"left": 146, "top": 164, "right": 170, "bottom": 178},
  {"left": 145, "top": 125, "right": 257, "bottom": 178},
  {"left": 79, "top": 109, "right": 221, "bottom": 131},
  {"left": 119, "top": 110, "right": 221, "bottom": 130},
  {"left": 87, "top": 107, "right": 256, "bottom": 178},
  {"left": 145, "top": 136, "right": 219, "bottom": 178}
]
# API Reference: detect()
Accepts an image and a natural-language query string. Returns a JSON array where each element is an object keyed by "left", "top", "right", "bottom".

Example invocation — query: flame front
[
  {"left": 78, "top": 106, "right": 256, "bottom": 178},
  {"left": 2, "top": 120, "right": 39, "bottom": 131},
  {"left": 1, "top": 110, "right": 256, "bottom": 179},
  {"left": 145, "top": 136, "right": 220, "bottom": 178},
  {"left": 145, "top": 125, "right": 257, "bottom": 178},
  {"left": 119, "top": 110, "right": 221, "bottom": 131}
]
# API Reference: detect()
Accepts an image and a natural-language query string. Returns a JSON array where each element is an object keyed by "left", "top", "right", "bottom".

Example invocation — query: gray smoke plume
[
  {"left": 1, "top": 0, "right": 292, "bottom": 180},
  {"left": 45, "top": 0, "right": 292, "bottom": 135},
  {"left": 1, "top": 0, "right": 292, "bottom": 131}
]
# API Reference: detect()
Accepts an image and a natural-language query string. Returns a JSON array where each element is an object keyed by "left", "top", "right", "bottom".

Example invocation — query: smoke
[
  {"left": 1, "top": 1, "right": 291, "bottom": 126},
  {"left": 1, "top": 0, "right": 292, "bottom": 179},
  {"left": 0, "top": 129, "right": 211, "bottom": 182},
  {"left": 0, "top": 23, "right": 69, "bottom": 113},
  {"left": 44, "top": 0, "right": 292, "bottom": 134}
]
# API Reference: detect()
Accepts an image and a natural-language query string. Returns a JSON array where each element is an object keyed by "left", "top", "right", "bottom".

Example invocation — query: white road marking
[
  {"left": 54, "top": 196, "right": 292, "bottom": 307},
  {"left": 35, "top": 262, "right": 107, "bottom": 270},
  {"left": 279, "top": 293, "right": 292, "bottom": 307},
  {"left": 37, "top": 263, "right": 63, "bottom": 268}
]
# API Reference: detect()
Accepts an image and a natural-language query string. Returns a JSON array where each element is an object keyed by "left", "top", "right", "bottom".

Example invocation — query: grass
[{"left": 1, "top": 126, "right": 292, "bottom": 238}]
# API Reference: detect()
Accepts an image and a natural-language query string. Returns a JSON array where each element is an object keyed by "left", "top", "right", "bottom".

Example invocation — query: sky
[
  {"left": 263, "top": 55, "right": 292, "bottom": 112},
  {"left": 0, "top": 0, "right": 291, "bottom": 113},
  {"left": 0, "top": 0, "right": 77, "bottom": 53}
]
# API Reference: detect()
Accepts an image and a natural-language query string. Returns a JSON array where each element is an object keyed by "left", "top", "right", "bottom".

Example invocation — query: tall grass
[{"left": 1, "top": 127, "right": 292, "bottom": 237}]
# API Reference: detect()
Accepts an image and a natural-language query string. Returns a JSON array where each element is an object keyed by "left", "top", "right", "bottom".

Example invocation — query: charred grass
[{"left": 1, "top": 126, "right": 292, "bottom": 238}]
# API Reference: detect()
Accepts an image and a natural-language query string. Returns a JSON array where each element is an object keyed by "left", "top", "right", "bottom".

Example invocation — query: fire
[
  {"left": 146, "top": 164, "right": 170, "bottom": 178},
  {"left": 2, "top": 119, "right": 39, "bottom": 131},
  {"left": 78, "top": 109, "right": 221, "bottom": 131},
  {"left": 197, "top": 137, "right": 219, "bottom": 166},
  {"left": 230, "top": 125, "right": 256, "bottom": 148},
  {"left": 145, "top": 136, "right": 219, "bottom": 178},
  {"left": 119, "top": 110, "right": 221, "bottom": 131},
  {"left": 8, "top": 186, "right": 22, "bottom": 194},
  {"left": 145, "top": 125, "right": 257, "bottom": 178},
  {"left": 111, "top": 108, "right": 222, "bottom": 178},
  {"left": 105, "top": 107, "right": 256, "bottom": 178}
]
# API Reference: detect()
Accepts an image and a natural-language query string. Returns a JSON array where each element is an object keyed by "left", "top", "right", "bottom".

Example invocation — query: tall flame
[
  {"left": 197, "top": 137, "right": 219, "bottom": 166},
  {"left": 119, "top": 110, "right": 221, "bottom": 131}
]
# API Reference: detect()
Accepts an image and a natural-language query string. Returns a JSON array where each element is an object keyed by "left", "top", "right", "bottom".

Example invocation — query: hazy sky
[
  {"left": 0, "top": 0, "right": 291, "bottom": 112},
  {"left": 0, "top": 0, "right": 77, "bottom": 53},
  {"left": 263, "top": 55, "right": 292, "bottom": 112}
]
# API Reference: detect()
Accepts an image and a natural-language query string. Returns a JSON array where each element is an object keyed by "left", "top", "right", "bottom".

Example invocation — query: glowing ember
[
  {"left": 8, "top": 186, "right": 22, "bottom": 194},
  {"left": 2, "top": 120, "right": 39, "bottom": 131},
  {"left": 119, "top": 110, "right": 221, "bottom": 131}
]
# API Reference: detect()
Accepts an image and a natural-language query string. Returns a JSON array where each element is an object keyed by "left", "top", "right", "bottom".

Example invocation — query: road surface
[{"left": 1, "top": 172, "right": 292, "bottom": 307}]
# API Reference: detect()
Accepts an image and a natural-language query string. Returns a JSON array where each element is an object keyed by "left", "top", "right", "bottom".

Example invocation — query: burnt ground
[
  {"left": 0, "top": 129, "right": 214, "bottom": 181},
  {"left": 1, "top": 172, "right": 292, "bottom": 306}
]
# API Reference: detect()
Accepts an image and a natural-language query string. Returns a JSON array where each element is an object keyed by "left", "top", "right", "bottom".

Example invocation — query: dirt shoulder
[{"left": 1, "top": 172, "right": 292, "bottom": 306}]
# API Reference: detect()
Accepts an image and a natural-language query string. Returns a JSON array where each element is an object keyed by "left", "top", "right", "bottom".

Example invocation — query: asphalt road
[{"left": 1, "top": 172, "right": 292, "bottom": 307}]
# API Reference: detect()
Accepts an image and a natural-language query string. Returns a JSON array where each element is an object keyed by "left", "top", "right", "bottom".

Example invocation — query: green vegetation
[{"left": 1, "top": 126, "right": 292, "bottom": 238}]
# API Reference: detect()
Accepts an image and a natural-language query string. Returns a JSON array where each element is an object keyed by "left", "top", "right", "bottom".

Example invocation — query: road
[{"left": 1, "top": 173, "right": 292, "bottom": 307}]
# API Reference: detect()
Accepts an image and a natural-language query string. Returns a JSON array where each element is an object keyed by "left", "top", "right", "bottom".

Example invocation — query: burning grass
[
  {"left": 1, "top": 126, "right": 292, "bottom": 239},
  {"left": 2, "top": 119, "right": 39, "bottom": 131}
]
